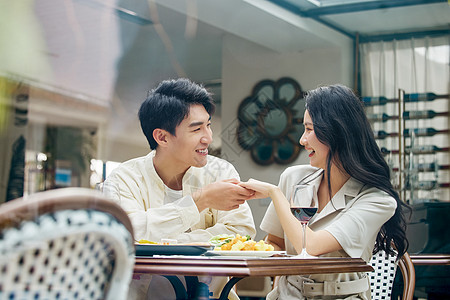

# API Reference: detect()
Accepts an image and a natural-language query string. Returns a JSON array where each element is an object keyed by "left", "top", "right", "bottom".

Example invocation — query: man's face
[{"left": 167, "top": 104, "right": 213, "bottom": 169}]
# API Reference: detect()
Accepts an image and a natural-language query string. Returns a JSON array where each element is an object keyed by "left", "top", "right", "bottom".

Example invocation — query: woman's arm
[
  {"left": 241, "top": 179, "right": 342, "bottom": 256},
  {"left": 264, "top": 234, "right": 285, "bottom": 251}
]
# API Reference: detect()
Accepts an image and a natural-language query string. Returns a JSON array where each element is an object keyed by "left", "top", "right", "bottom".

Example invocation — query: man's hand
[
  {"left": 238, "top": 178, "right": 279, "bottom": 199},
  {"left": 192, "top": 179, "right": 255, "bottom": 212}
]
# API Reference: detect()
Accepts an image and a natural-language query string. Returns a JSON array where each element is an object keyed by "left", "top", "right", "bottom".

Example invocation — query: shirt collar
[
  {"left": 310, "top": 175, "right": 365, "bottom": 224},
  {"left": 331, "top": 177, "right": 365, "bottom": 209}
]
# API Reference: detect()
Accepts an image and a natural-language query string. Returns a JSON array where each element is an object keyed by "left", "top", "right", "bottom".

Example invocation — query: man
[{"left": 103, "top": 78, "right": 256, "bottom": 299}]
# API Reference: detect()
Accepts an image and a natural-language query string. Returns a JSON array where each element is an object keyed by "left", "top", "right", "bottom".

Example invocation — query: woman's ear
[{"left": 153, "top": 128, "right": 169, "bottom": 147}]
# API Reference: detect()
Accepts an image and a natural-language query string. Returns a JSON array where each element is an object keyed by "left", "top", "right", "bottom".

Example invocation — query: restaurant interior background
[{"left": 0, "top": 0, "right": 449, "bottom": 298}]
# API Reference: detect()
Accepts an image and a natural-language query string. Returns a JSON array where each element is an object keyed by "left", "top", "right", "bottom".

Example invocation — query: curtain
[
  {"left": 360, "top": 36, "right": 449, "bottom": 97},
  {"left": 359, "top": 36, "right": 450, "bottom": 203}
]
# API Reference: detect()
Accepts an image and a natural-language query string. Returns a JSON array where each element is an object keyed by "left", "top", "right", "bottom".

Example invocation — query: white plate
[{"left": 207, "top": 250, "right": 286, "bottom": 257}]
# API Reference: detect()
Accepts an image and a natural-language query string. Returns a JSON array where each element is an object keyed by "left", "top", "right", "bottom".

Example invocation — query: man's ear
[{"left": 153, "top": 129, "right": 169, "bottom": 147}]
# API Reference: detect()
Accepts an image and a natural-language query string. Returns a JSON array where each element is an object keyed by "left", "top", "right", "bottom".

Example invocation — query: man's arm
[
  {"left": 174, "top": 201, "right": 256, "bottom": 242},
  {"left": 103, "top": 176, "right": 256, "bottom": 242},
  {"left": 175, "top": 158, "right": 257, "bottom": 242},
  {"left": 192, "top": 179, "right": 254, "bottom": 212},
  {"left": 103, "top": 156, "right": 257, "bottom": 243},
  {"left": 103, "top": 176, "right": 202, "bottom": 242}
]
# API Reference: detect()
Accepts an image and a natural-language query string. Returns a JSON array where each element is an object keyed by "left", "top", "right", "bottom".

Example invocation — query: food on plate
[
  {"left": 135, "top": 239, "right": 212, "bottom": 247},
  {"left": 136, "top": 239, "right": 176, "bottom": 245},
  {"left": 208, "top": 234, "right": 236, "bottom": 246},
  {"left": 136, "top": 239, "right": 158, "bottom": 244},
  {"left": 210, "top": 234, "right": 274, "bottom": 251},
  {"left": 181, "top": 242, "right": 213, "bottom": 247}
]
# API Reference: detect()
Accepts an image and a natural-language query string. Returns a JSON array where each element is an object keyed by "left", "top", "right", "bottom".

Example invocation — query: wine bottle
[
  {"left": 417, "top": 162, "right": 437, "bottom": 172},
  {"left": 405, "top": 180, "right": 438, "bottom": 190},
  {"left": 382, "top": 145, "right": 449, "bottom": 155},
  {"left": 380, "top": 147, "right": 399, "bottom": 155},
  {"left": 392, "top": 164, "right": 449, "bottom": 172},
  {"left": 405, "top": 145, "right": 450, "bottom": 154},
  {"left": 412, "top": 198, "right": 440, "bottom": 203},
  {"left": 416, "top": 163, "right": 450, "bottom": 172},
  {"left": 403, "top": 128, "right": 450, "bottom": 137},
  {"left": 404, "top": 93, "right": 449, "bottom": 102},
  {"left": 373, "top": 130, "right": 399, "bottom": 139},
  {"left": 367, "top": 113, "right": 399, "bottom": 122},
  {"left": 403, "top": 110, "right": 448, "bottom": 120},
  {"left": 362, "top": 96, "right": 397, "bottom": 106}
]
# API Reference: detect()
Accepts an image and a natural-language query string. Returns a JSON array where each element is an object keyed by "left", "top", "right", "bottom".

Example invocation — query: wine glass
[{"left": 290, "top": 184, "right": 318, "bottom": 258}]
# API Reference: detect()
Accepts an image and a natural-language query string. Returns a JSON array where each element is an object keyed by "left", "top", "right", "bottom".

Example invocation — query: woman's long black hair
[{"left": 305, "top": 84, "right": 410, "bottom": 258}]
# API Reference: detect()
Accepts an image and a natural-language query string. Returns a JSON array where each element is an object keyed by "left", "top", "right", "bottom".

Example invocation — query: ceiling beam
[
  {"left": 301, "top": 0, "right": 446, "bottom": 17},
  {"left": 115, "top": 7, "right": 153, "bottom": 25},
  {"left": 268, "top": 0, "right": 448, "bottom": 41},
  {"left": 266, "top": 0, "right": 356, "bottom": 38},
  {"left": 359, "top": 28, "right": 450, "bottom": 43}
]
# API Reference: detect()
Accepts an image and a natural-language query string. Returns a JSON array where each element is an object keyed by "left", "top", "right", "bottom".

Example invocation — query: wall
[
  {"left": 220, "top": 34, "right": 353, "bottom": 239},
  {"left": 99, "top": 97, "right": 223, "bottom": 164},
  {"left": 100, "top": 115, "right": 223, "bottom": 164}
]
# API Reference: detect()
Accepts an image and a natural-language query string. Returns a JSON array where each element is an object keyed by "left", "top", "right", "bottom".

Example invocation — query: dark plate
[{"left": 135, "top": 244, "right": 213, "bottom": 256}]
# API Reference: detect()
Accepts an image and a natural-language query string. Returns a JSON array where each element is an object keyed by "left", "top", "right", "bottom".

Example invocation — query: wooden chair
[{"left": 0, "top": 188, "right": 135, "bottom": 300}]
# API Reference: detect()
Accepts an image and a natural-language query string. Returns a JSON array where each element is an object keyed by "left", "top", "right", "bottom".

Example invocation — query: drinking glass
[{"left": 290, "top": 184, "right": 318, "bottom": 258}]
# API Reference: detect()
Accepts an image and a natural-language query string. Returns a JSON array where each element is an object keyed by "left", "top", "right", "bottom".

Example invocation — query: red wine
[
  {"left": 405, "top": 145, "right": 449, "bottom": 154},
  {"left": 362, "top": 96, "right": 397, "bottom": 106},
  {"left": 290, "top": 207, "right": 318, "bottom": 224},
  {"left": 403, "top": 128, "right": 450, "bottom": 137},
  {"left": 373, "top": 130, "right": 399, "bottom": 139},
  {"left": 403, "top": 110, "right": 448, "bottom": 120},
  {"left": 404, "top": 93, "right": 449, "bottom": 102},
  {"left": 382, "top": 145, "right": 450, "bottom": 155},
  {"left": 367, "top": 113, "right": 399, "bottom": 122}
]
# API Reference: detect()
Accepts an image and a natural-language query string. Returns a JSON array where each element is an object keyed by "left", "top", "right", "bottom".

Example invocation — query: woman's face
[{"left": 300, "top": 110, "right": 330, "bottom": 170}]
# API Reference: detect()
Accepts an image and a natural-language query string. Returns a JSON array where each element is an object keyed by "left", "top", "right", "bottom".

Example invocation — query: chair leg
[
  {"left": 217, "top": 277, "right": 243, "bottom": 300},
  {"left": 163, "top": 275, "right": 188, "bottom": 299}
]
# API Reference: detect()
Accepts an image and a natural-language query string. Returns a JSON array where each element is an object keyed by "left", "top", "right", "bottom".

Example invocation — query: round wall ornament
[{"left": 236, "top": 77, "right": 305, "bottom": 165}]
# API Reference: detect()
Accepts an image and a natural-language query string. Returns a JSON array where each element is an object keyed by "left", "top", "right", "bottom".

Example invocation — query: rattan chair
[
  {"left": 369, "top": 250, "right": 415, "bottom": 300},
  {"left": 398, "top": 252, "right": 415, "bottom": 300},
  {"left": 0, "top": 188, "right": 135, "bottom": 300},
  {"left": 268, "top": 249, "right": 416, "bottom": 299}
]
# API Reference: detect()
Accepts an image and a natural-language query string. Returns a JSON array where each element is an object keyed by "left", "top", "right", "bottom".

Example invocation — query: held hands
[
  {"left": 193, "top": 178, "right": 255, "bottom": 212},
  {"left": 238, "top": 178, "right": 279, "bottom": 199}
]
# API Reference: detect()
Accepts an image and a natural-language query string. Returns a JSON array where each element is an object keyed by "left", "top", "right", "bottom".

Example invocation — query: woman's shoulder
[
  {"left": 357, "top": 185, "right": 398, "bottom": 209},
  {"left": 279, "top": 165, "right": 321, "bottom": 186},
  {"left": 281, "top": 165, "right": 320, "bottom": 177}
]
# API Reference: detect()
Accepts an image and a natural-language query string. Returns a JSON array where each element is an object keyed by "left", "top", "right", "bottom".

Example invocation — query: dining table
[{"left": 133, "top": 253, "right": 374, "bottom": 300}]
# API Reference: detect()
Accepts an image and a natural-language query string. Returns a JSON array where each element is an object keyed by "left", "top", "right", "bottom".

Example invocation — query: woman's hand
[
  {"left": 239, "top": 178, "right": 279, "bottom": 199},
  {"left": 193, "top": 178, "right": 255, "bottom": 211}
]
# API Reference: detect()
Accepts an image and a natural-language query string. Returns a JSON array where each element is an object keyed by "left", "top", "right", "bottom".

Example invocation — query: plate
[
  {"left": 135, "top": 244, "right": 213, "bottom": 256},
  {"left": 206, "top": 250, "right": 286, "bottom": 257}
]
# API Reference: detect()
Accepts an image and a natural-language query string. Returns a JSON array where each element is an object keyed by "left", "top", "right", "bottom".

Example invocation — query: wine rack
[{"left": 365, "top": 91, "right": 450, "bottom": 203}]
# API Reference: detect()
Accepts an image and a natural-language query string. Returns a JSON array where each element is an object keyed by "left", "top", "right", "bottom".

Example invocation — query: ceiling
[
  {"left": 268, "top": 0, "right": 450, "bottom": 41},
  {"left": 1, "top": 0, "right": 449, "bottom": 108}
]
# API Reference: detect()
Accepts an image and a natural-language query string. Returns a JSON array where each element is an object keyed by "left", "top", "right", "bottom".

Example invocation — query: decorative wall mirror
[{"left": 237, "top": 77, "right": 305, "bottom": 165}]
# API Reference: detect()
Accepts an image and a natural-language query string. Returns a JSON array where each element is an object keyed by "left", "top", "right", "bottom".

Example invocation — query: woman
[{"left": 240, "top": 84, "right": 409, "bottom": 299}]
